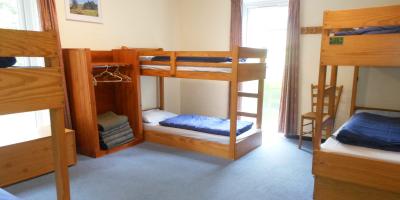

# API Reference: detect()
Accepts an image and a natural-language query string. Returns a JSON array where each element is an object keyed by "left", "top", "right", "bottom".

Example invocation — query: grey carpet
[{"left": 5, "top": 135, "right": 313, "bottom": 200}]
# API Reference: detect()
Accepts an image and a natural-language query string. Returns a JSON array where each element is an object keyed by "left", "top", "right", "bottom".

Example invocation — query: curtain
[
  {"left": 278, "top": 0, "right": 300, "bottom": 136},
  {"left": 230, "top": 0, "right": 243, "bottom": 50},
  {"left": 39, "top": 0, "right": 72, "bottom": 128}
]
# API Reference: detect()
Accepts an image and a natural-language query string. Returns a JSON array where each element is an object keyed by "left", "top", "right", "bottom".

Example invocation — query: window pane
[{"left": 0, "top": 0, "right": 50, "bottom": 139}]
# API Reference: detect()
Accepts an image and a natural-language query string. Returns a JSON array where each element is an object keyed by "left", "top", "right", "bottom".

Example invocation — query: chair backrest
[{"left": 311, "top": 84, "right": 343, "bottom": 117}]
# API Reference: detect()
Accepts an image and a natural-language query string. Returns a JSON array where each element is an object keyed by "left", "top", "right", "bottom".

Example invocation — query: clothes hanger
[
  {"left": 93, "top": 65, "right": 123, "bottom": 86},
  {"left": 113, "top": 66, "right": 132, "bottom": 82}
]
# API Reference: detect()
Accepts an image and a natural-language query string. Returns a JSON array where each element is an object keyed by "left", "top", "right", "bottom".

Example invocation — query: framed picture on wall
[{"left": 65, "top": 0, "right": 103, "bottom": 23}]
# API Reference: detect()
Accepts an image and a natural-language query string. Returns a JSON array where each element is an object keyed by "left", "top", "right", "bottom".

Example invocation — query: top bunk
[
  {"left": 0, "top": 28, "right": 65, "bottom": 116},
  {"left": 320, "top": 5, "right": 400, "bottom": 67},
  {"left": 138, "top": 46, "right": 267, "bottom": 82}
]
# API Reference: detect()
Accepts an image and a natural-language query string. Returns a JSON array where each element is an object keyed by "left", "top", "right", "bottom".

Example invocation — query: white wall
[
  {"left": 55, "top": 0, "right": 182, "bottom": 113},
  {"left": 178, "top": 0, "right": 231, "bottom": 117},
  {"left": 300, "top": 0, "right": 400, "bottom": 129}
]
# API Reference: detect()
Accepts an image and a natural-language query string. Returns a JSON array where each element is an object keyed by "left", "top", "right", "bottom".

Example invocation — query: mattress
[
  {"left": 321, "top": 109, "right": 400, "bottom": 164},
  {"left": 141, "top": 65, "right": 232, "bottom": 73},
  {"left": 144, "top": 123, "right": 260, "bottom": 145}
]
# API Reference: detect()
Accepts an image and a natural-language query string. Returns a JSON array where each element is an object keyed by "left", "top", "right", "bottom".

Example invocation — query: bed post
[
  {"left": 256, "top": 55, "right": 266, "bottom": 129},
  {"left": 159, "top": 77, "right": 164, "bottom": 110},
  {"left": 314, "top": 64, "right": 327, "bottom": 151},
  {"left": 326, "top": 65, "right": 338, "bottom": 138},
  {"left": 229, "top": 46, "right": 240, "bottom": 159},
  {"left": 350, "top": 66, "right": 359, "bottom": 116}
]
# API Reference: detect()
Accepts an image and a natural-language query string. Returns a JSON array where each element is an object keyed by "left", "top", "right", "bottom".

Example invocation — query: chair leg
[{"left": 298, "top": 117, "right": 304, "bottom": 149}]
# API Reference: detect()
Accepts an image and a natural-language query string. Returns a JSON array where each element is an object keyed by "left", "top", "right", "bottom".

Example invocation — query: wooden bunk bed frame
[
  {"left": 138, "top": 46, "right": 267, "bottom": 160},
  {"left": 313, "top": 5, "right": 400, "bottom": 200},
  {"left": 0, "top": 12, "right": 71, "bottom": 200}
]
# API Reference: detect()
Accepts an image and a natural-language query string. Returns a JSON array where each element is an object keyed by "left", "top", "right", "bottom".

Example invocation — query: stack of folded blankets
[{"left": 97, "top": 111, "right": 134, "bottom": 150}]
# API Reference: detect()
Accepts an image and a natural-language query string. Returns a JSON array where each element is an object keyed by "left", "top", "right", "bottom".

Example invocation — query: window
[
  {"left": 242, "top": 0, "right": 288, "bottom": 131},
  {"left": 0, "top": 0, "right": 50, "bottom": 144}
]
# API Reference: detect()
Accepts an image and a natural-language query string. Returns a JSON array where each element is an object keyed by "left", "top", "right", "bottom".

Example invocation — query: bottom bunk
[
  {"left": 142, "top": 109, "right": 262, "bottom": 160},
  {"left": 313, "top": 109, "right": 400, "bottom": 200}
]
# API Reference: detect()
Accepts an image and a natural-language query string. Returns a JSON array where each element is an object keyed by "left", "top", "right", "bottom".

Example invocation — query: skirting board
[{"left": 0, "top": 129, "right": 77, "bottom": 187}]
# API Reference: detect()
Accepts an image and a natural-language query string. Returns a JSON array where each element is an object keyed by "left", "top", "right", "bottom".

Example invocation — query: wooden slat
[
  {"left": 175, "top": 71, "right": 231, "bottom": 81},
  {"left": 235, "top": 131, "right": 262, "bottom": 159},
  {"left": 176, "top": 51, "right": 231, "bottom": 57},
  {"left": 313, "top": 150, "right": 400, "bottom": 194},
  {"left": 314, "top": 176, "right": 400, "bottom": 200},
  {"left": 141, "top": 61, "right": 170, "bottom": 66},
  {"left": 139, "top": 51, "right": 171, "bottom": 56},
  {"left": 0, "top": 68, "right": 64, "bottom": 115},
  {"left": 144, "top": 130, "right": 231, "bottom": 159},
  {"left": 0, "top": 129, "right": 76, "bottom": 187},
  {"left": 237, "top": 111, "right": 257, "bottom": 118},
  {"left": 238, "top": 92, "right": 259, "bottom": 98},
  {"left": 0, "top": 28, "right": 58, "bottom": 57},
  {"left": 141, "top": 69, "right": 171, "bottom": 77},
  {"left": 324, "top": 5, "right": 400, "bottom": 29},
  {"left": 301, "top": 26, "right": 323, "bottom": 34},
  {"left": 321, "top": 34, "right": 400, "bottom": 67},
  {"left": 177, "top": 62, "right": 232, "bottom": 68},
  {"left": 239, "top": 47, "right": 267, "bottom": 58},
  {"left": 238, "top": 63, "right": 266, "bottom": 82}
]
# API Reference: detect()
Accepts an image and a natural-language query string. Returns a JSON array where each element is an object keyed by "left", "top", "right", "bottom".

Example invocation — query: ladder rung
[
  {"left": 237, "top": 111, "right": 257, "bottom": 118},
  {"left": 238, "top": 92, "right": 258, "bottom": 98}
]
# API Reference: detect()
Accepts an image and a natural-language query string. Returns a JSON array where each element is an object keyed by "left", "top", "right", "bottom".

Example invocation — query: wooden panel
[
  {"left": 324, "top": 5, "right": 400, "bottom": 29},
  {"left": 141, "top": 69, "right": 171, "bottom": 77},
  {"left": 144, "top": 130, "right": 231, "bottom": 159},
  {"left": 177, "top": 62, "right": 232, "bottom": 68},
  {"left": 238, "top": 47, "right": 267, "bottom": 58},
  {"left": 0, "top": 29, "right": 58, "bottom": 57},
  {"left": 238, "top": 63, "right": 266, "bottom": 82},
  {"left": 235, "top": 131, "right": 262, "bottom": 159},
  {"left": 237, "top": 111, "right": 257, "bottom": 118},
  {"left": 238, "top": 92, "right": 258, "bottom": 98},
  {"left": 301, "top": 26, "right": 322, "bottom": 34},
  {"left": 139, "top": 51, "right": 172, "bottom": 56},
  {"left": 0, "top": 68, "right": 64, "bottom": 115},
  {"left": 90, "top": 50, "right": 114, "bottom": 63},
  {"left": 176, "top": 71, "right": 232, "bottom": 81},
  {"left": 63, "top": 49, "right": 99, "bottom": 157},
  {"left": 314, "top": 177, "right": 400, "bottom": 200},
  {"left": 176, "top": 51, "right": 231, "bottom": 57},
  {"left": 94, "top": 83, "right": 117, "bottom": 115},
  {"left": 313, "top": 150, "right": 400, "bottom": 193},
  {"left": 321, "top": 34, "right": 400, "bottom": 67},
  {"left": 0, "top": 129, "right": 76, "bottom": 187},
  {"left": 141, "top": 61, "right": 170, "bottom": 66}
]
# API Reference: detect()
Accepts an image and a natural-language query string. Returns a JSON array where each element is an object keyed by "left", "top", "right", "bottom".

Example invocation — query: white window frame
[
  {"left": 242, "top": 0, "right": 289, "bottom": 46},
  {"left": 0, "top": 0, "right": 49, "bottom": 129}
]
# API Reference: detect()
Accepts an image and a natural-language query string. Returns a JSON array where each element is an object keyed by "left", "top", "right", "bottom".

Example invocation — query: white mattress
[
  {"left": 141, "top": 65, "right": 232, "bottom": 73},
  {"left": 144, "top": 123, "right": 260, "bottom": 145},
  {"left": 321, "top": 109, "right": 400, "bottom": 164}
]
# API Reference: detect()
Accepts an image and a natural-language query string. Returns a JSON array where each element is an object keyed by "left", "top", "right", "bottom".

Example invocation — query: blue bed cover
[
  {"left": 159, "top": 114, "right": 253, "bottom": 136},
  {"left": 336, "top": 112, "right": 400, "bottom": 152}
]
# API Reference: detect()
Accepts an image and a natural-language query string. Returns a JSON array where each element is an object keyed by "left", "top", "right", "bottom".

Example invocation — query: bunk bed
[
  {"left": 138, "top": 46, "right": 267, "bottom": 160},
  {"left": 313, "top": 5, "right": 400, "bottom": 200},
  {"left": 0, "top": 22, "right": 71, "bottom": 200}
]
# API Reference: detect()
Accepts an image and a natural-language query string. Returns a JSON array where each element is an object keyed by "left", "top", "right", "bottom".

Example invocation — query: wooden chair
[{"left": 298, "top": 84, "right": 343, "bottom": 149}]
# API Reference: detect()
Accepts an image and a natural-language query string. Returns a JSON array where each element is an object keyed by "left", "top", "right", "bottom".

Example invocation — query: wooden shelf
[
  {"left": 96, "top": 138, "right": 143, "bottom": 157},
  {"left": 63, "top": 49, "right": 143, "bottom": 158}
]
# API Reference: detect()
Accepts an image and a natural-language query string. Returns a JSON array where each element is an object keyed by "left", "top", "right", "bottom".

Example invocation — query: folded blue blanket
[
  {"left": 159, "top": 114, "right": 253, "bottom": 136},
  {"left": 335, "top": 26, "right": 400, "bottom": 36},
  {"left": 152, "top": 56, "right": 232, "bottom": 63},
  {"left": 336, "top": 112, "right": 400, "bottom": 152}
]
